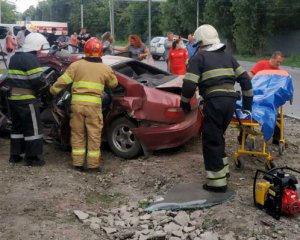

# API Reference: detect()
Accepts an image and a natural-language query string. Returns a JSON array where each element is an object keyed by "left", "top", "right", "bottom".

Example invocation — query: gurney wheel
[
  {"left": 265, "top": 161, "right": 276, "bottom": 171},
  {"left": 278, "top": 142, "right": 285, "bottom": 155},
  {"left": 234, "top": 156, "right": 245, "bottom": 170}
]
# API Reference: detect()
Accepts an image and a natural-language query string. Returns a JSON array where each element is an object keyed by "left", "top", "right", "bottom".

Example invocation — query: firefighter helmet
[
  {"left": 193, "top": 24, "right": 224, "bottom": 51},
  {"left": 21, "top": 33, "right": 50, "bottom": 52},
  {"left": 84, "top": 37, "right": 103, "bottom": 57}
]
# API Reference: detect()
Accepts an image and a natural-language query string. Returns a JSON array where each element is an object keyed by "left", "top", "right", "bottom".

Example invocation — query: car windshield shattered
[{"left": 112, "top": 60, "right": 177, "bottom": 88}]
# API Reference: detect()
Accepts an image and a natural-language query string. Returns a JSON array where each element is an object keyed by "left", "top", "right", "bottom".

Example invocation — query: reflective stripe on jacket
[
  {"left": 50, "top": 58, "right": 118, "bottom": 106},
  {"left": 180, "top": 49, "right": 253, "bottom": 110},
  {"left": 7, "top": 52, "right": 45, "bottom": 101}
]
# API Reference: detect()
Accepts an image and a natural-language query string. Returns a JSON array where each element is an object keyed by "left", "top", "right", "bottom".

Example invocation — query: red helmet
[{"left": 84, "top": 37, "right": 103, "bottom": 57}]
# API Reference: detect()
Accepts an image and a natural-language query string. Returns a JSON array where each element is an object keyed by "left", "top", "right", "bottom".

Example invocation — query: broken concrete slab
[
  {"left": 174, "top": 211, "right": 189, "bottom": 227},
  {"left": 102, "top": 227, "right": 117, "bottom": 234},
  {"left": 74, "top": 210, "right": 89, "bottom": 221},
  {"left": 164, "top": 222, "right": 181, "bottom": 233}
]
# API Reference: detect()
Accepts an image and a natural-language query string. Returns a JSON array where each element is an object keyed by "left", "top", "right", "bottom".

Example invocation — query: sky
[{"left": 14, "top": 0, "right": 39, "bottom": 13}]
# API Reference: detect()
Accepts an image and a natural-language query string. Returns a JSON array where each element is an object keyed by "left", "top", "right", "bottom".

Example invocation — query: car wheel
[
  {"left": 107, "top": 117, "right": 142, "bottom": 159},
  {"left": 152, "top": 55, "right": 160, "bottom": 61}
]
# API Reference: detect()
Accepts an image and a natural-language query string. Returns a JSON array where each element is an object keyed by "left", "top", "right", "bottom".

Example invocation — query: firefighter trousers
[
  {"left": 70, "top": 104, "right": 103, "bottom": 169},
  {"left": 202, "top": 96, "right": 237, "bottom": 187},
  {"left": 9, "top": 100, "right": 43, "bottom": 157}
]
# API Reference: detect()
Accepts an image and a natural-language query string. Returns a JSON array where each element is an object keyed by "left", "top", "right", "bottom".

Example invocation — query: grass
[
  {"left": 114, "top": 40, "right": 128, "bottom": 46},
  {"left": 235, "top": 54, "right": 300, "bottom": 68},
  {"left": 86, "top": 191, "right": 126, "bottom": 205}
]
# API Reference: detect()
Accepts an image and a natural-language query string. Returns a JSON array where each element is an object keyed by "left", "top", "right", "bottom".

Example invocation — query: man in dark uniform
[
  {"left": 77, "top": 27, "right": 91, "bottom": 51},
  {"left": 7, "top": 33, "right": 49, "bottom": 166},
  {"left": 180, "top": 24, "right": 253, "bottom": 192},
  {"left": 47, "top": 27, "right": 57, "bottom": 47}
]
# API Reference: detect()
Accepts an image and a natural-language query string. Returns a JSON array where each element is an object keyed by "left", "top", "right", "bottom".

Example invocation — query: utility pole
[
  {"left": 109, "top": 0, "right": 115, "bottom": 36},
  {"left": 111, "top": 0, "right": 114, "bottom": 36},
  {"left": 148, "top": 0, "right": 151, "bottom": 45},
  {"left": 197, "top": 0, "right": 199, "bottom": 28},
  {"left": 80, "top": 0, "right": 83, "bottom": 28},
  {"left": 0, "top": 0, "right": 2, "bottom": 24}
]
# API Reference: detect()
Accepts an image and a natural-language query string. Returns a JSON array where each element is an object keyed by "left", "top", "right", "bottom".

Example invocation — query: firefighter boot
[
  {"left": 86, "top": 167, "right": 102, "bottom": 174},
  {"left": 24, "top": 156, "right": 45, "bottom": 166},
  {"left": 203, "top": 184, "right": 227, "bottom": 193},
  {"left": 9, "top": 155, "right": 23, "bottom": 163},
  {"left": 74, "top": 166, "right": 85, "bottom": 172}
]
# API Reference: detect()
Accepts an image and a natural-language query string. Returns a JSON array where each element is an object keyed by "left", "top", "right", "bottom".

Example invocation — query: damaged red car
[{"left": 37, "top": 51, "right": 203, "bottom": 159}]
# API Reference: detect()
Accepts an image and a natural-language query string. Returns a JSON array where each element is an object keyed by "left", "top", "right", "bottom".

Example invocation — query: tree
[
  {"left": 231, "top": 0, "right": 274, "bottom": 55},
  {"left": 1, "top": 0, "right": 17, "bottom": 23},
  {"left": 159, "top": 0, "right": 199, "bottom": 37},
  {"left": 203, "top": 0, "right": 234, "bottom": 45}
]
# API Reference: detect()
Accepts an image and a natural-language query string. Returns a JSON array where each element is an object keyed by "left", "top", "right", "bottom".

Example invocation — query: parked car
[
  {"left": 150, "top": 36, "right": 188, "bottom": 61},
  {"left": 0, "top": 24, "right": 22, "bottom": 50},
  {"left": 0, "top": 46, "right": 203, "bottom": 159}
]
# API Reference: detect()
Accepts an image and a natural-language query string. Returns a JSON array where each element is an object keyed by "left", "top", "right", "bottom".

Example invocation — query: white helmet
[
  {"left": 193, "top": 24, "right": 224, "bottom": 51},
  {"left": 20, "top": 33, "right": 50, "bottom": 52}
]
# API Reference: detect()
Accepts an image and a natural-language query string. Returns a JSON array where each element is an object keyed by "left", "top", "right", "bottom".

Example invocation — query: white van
[{"left": 0, "top": 24, "right": 22, "bottom": 52}]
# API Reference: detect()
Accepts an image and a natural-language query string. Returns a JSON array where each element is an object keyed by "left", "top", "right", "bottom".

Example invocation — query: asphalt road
[{"left": 151, "top": 59, "right": 299, "bottom": 119}]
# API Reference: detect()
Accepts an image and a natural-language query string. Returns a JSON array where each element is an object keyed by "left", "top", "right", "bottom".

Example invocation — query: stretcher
[
  {"left": 230, "top": 69, "right": 293, "bottom": 170},
  {"left": 230, "top": 106, "right": 285, "bottom": 171},
  {"left": 230, "top": 110, "right": 273, "bottom": 170}
]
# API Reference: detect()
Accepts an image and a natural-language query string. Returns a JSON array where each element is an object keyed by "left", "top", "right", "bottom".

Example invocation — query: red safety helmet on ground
[{"left": 84, "top": 37, "right": 103, "bottom": 57}]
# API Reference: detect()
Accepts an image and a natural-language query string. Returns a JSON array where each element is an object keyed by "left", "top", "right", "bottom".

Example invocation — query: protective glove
[
  {"left": 180, "top": 100, "right": 191, "bottom": 113},
  {"left": 242, "top": 96, "right": 253, "bottom": 113}
]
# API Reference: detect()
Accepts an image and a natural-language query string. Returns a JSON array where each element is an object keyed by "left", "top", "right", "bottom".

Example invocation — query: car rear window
[
  {"left": 151, "top": 37, "right": 161, "bottom": 43},
  {"left": 0, "top": 26, "right": 9, "bottom": 39},
  {"left": 13, "top": 26, "right": 22, "bottom": 36}
]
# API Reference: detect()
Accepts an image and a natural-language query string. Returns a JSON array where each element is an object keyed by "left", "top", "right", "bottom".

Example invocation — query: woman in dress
[{"left": 168, "top": 37, "right": 188, "bottom": 75}]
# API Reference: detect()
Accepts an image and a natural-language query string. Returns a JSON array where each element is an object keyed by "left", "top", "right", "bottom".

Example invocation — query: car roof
[
  {"left": 152, "top": 36, "right": 188, "bottom": 42},
  {"left": 102, "top": 55, "right": 133, "bottom": 66}
]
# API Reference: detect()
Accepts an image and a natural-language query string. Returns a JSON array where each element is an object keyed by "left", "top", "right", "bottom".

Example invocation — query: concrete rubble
[{"left": 73, "top": 204, "right": 234, "bottom": 239}]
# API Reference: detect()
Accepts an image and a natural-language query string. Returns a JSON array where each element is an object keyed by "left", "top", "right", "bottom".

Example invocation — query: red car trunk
[{"left": 115, "top": 73, "right": 184, "bottom": 124}]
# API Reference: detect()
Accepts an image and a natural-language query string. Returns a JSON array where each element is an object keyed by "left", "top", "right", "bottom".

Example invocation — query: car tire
[
  {"left": 107, "top": 117, "right": 142, "bottom": 159},
  {"left": 152, "top": 55, "right": 161, "bottom": 61}
]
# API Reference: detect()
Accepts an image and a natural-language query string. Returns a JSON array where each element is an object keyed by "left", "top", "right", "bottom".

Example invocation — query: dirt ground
[{"left": 0, "top": 117, "right": 300, "bottom": 240}]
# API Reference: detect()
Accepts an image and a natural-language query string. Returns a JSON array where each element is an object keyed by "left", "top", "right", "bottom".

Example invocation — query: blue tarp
[{"left": 237, "top": 70, "right": 294, "bottom": 141}]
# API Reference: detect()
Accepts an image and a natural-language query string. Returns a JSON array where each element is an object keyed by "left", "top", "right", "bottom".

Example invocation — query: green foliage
[
  {"left": 1, "top": 0, "right": 17, "bottom": 23},
  {"left": 11, "top": 0, "right": 300, "bottom": 56},
  {"left": 160, "top": 0, "right": 198, "bottom": 37},
  {"left": 203, "top": 0, "right": 233, "bottom": 42},
  {"left": 231, "top": 0, "right": 274, "bottom": 55}
]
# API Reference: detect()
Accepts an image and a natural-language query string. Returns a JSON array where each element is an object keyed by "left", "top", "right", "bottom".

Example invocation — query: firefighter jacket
[
  {"left": 7, "top": 52, "right": 45, "bottom": 102},
  {"left": 7, "top": 52, "right": 45, "bottom": 157},
  {"left": 50, "top": 58, "right": 118, "bottom": 106},
  {"left": 181, "top": 48, "right": 253, "bottom": 111}
]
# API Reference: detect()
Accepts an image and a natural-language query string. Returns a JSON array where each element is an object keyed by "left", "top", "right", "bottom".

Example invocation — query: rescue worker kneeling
[
  {"left": 7, "top": 33, "right": 49, "bottom": 166},
  {"left": 180, "top": 25, "right": 253, "bottom": 192},
  {"left": 50, "top": 37, "right": 118, "bottom": 172}
]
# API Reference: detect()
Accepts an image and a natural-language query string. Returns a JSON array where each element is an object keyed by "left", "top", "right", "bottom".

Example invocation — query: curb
[{"left": 285, "top": 114, "right": 300, "bottom": 121}]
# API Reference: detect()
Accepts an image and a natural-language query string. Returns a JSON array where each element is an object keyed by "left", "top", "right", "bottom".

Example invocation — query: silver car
[{"left": 150, "top": 36, "right": 188, "bottom": 61}]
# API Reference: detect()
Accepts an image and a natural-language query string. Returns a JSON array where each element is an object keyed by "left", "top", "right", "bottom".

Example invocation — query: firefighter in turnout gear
[
  {"left": 7, "top": 33, "right": 49, "bottom": 166},
  {"left": 180, "top": 24, "right": 253, "bottom": 192},
  {"left": 50, "top": 37, "right": 118, "bottom": 172}
]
